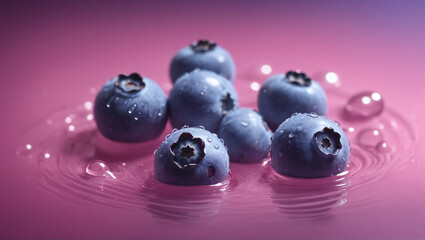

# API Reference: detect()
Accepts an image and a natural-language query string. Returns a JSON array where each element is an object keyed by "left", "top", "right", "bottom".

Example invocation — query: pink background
[{"left": 1, "top": 0, "right": 425, "bottom": 239}]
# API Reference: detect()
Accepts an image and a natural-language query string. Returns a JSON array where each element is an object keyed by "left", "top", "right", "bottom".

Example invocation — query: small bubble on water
[
  {"left": 260, "top": 64, "right": 272, "bottom": 75},
  {"left": 241, "top": 121, "right": 249, "bottom": 127},
  {"left": 16, "top": 144, "right": 34, "bottom": 156},
  {"left": 375, "top": 141, "right": 390, "bottom": 153},
  {"left": 86, "top": 114, "right": 94, "bottom": 121},
  {"left": 250, "top": 82, "right": 260, "bottom": 91},
  {"left": 345, "top": 91, "right": 384, "bottom": 119},
  {"left": 357, "top": 129, "right": 384, "bottom": 147},
  {"left": 65, "top": 116, "right": 72, "bottom": 124},
  {"left": 86, "top": 160, "right": 111, "bottom": 177},
  {"left": 68, "top": 125, "right": 75, "bottom": 132},
  {"left": 84, "top": 101, "right": 93, "bottom": 111}
]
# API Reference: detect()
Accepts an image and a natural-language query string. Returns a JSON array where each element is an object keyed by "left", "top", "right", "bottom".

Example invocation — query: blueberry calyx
[
  {"left": 191, "top": 39, "right": 217, "bottom": 52},
  {"left": 170, "top": 132, "right": 206, "bottom": 169},
  {"left": 314, "top": 127, "right": 342, "bottom": 156},
  {"left": 221, "top": 93, "right": 235, "bottom": 115},
  {"left": 114, "top": 73, "right": 145, "bottom": 93},
  {"left": 286, "top": 71, "right": 311, "bottom": 86}
]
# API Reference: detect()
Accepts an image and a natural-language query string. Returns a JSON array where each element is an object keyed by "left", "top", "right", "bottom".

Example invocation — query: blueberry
[
  {"left": 94, "top": 73, "right": 167, "bottom": 142},
  {"left": 218, "top": 108, "right": 272, "bottom": 163},
  {"left": 168, "top": 69, "right": 238, "bottom": 133},
  {"left": 154, "top": 127, "right": 230, "bottom": 185},
  {"left": 169, "top": 39, "right": 236, "bottom": 83},
  {"left": 258, "top": 71, "right": 327, "bottom": 131},
  {"left": 271, "top": 113, "right": 350, "bottom": 178}
]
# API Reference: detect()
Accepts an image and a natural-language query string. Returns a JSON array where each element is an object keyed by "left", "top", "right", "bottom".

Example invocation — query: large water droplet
[
  {"left": 312, "top": 71, "right": 341, "bottom": 91},
  {"left": 345, "top": 91, "right": 384, "bottom": 119},
  {"left": 357, "top": 129, "right": 384, "bottom": 147},
  {"left": 86, "top": 160, "right": 110, "bottom": 177},
  {"left": 376, "top": 141, "right": 390, "bottom": 153}
]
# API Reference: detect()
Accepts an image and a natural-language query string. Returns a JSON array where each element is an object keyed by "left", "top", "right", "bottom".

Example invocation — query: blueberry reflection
[
  {"left": 140, "top": 173, "right": 231, "bottom": 223},
  {"left": 262, "top": 161, "right": 348, "bottom": 220}
]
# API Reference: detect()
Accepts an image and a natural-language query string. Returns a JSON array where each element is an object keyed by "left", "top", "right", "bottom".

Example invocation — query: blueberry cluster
[{"left": 93, "top": 39, "right": 350, "bottom": 185}]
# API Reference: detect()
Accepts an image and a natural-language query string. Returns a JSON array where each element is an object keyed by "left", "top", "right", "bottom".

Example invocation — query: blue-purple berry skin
[
  {"left": 218, "top": 108, "right": 272, "bottom": 163},
  {"left": 258, "top": 71, "right": 327, "bottom": 132},
  {"left": 271, "top": 113, "right": 350, "bottom": 178},
  {"left": 94, "top": 73, "right": 167, "bottom": 142},
  {"left": 154, "top": 127, "right": 230, "bottom": 185},
  {"left": 168, "top": 69, "right": 238, "bottom": 133},
  {"left": 170, "top": 39, "right": 236, "bottom": 83}
]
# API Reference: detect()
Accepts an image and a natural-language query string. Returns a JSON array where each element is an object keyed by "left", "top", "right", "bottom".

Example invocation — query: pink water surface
[{"left": 1, "top": 1, "right": 425, "bottom": 239}]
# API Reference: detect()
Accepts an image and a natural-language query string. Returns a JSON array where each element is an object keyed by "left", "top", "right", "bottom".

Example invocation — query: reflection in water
[
  {"left": 140, "top": 173, "right": 231, "bottom": 222},
  {"left": 16, "top": 83, "right": 418, "bottom": 222},
  {"left": 262, "top": 160, "right": 348, "bottom": 220}
]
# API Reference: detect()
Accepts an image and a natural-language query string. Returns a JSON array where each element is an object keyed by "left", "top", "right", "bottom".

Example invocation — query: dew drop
[
  {"left": 157, "top": 112, "right": 162, "bottom": 117},
  {"left": 307, "top": 113, "right": 318, "bottom": 118},
  {"left": 345, "top": 91, "right": 384, "bottom": 119},
  {"left": 241, "top": 121, "right": 249, "bottom": 127},
  {"left": 357, "top": 129, "right": 384, "bottom": 147},
  {"left": 182, "top": 125, "right": 189, "bottom": 128},
  {"left": 375, "top": 141, "right": 390, "bottom": 153},
  {"left": 288, "top": 132, "right": 294, "bottom": 138},
  {"left": 126, "top": 103, "right": 137, "bottom": 114},
  {"left": 207, "top": 137, "right": 212, "bottom": 142},
  {"left": 214, "top": 144, "right": 219, "bottom": 149},
  {"left": 172, "top": 128, "right": 178, "bottom": 133},
  {"left": 219, "top": 138, "right": 225, "bottom": 144},
  {"left": 86, "top": 160, "right": 110, "bottom": 177},
  {"left": 165, "top": 134, "right": 171, "bottom": 139}
]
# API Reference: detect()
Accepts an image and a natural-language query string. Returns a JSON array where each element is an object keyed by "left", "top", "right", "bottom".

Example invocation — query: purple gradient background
[{"left": 1, "top": 0, "right": 425, "bottom": 239}]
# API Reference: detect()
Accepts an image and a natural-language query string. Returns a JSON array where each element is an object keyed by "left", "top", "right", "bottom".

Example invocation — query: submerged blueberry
[
  {"left": 169, "top": 39, "right": 236, "bottom": 83},
  {"left": 154, "top": 127, "right": 230, "bottom": 185},
  {"left": 258, "top": 71, "right": 327, "bottom": 131},
  {"left": 218, "top": 108, "right": 272, "bottom": 163},
  {"left": 168, "top": 69, "right": 238, "bottom": 133},
  {"left": 94, "top": 73, "right": 168, "bottom": 142},
  {"left": 271, "top": 113, "right": 350, "bottom": 178}
]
